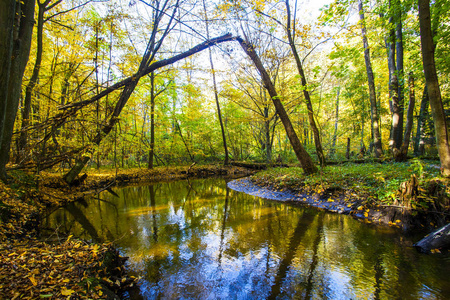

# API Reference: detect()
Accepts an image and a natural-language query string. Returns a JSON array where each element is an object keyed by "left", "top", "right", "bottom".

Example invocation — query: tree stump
[{"left": 395, "top": 174, "right": 418, "bottom": 209}]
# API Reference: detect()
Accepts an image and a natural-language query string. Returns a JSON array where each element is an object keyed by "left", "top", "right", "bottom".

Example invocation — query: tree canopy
[{"left": 1, "top": 0, "right": 450, "bottom": 180}]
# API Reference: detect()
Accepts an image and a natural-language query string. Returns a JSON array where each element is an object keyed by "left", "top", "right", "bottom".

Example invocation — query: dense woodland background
[{"left": 1, "top": 0, "right": 450, "bottom": 182}]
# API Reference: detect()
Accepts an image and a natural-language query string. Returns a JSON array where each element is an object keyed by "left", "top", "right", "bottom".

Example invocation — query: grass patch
[{"left": 251, "top": 160, "right": 447, "bottom": 208}]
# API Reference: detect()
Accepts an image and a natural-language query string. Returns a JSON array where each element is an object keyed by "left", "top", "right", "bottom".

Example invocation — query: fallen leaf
[{"left": 61, "top": 288, "right": 75, "bottom": 296}]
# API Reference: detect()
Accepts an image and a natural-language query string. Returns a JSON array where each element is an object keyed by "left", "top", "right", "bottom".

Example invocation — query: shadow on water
[{"left": 43, "top": 178, "right": 450, "bottom": 300}]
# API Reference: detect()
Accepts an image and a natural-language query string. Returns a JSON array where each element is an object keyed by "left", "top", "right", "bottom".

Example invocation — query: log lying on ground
[{"left": 414, "top": 223, "right": 450, "bottom": 253}]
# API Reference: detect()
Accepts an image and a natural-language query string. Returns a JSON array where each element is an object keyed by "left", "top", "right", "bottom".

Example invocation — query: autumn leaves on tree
[{"left": 1, "top": 0, "right": 450, "bottom": 182}]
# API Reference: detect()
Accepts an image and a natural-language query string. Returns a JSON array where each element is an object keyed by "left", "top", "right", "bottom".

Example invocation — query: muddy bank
[{"left": 228, "top": 177, "right": 448, "bottom": 233}]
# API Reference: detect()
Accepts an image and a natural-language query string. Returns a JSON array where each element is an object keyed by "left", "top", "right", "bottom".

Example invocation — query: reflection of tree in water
[
  {"left": 304, "top": 213, "right": 324, "bottom": 299},
  {"left": 267, "top": 211, "right": 317, "bottom": 300},
  {"left": 45, "top": 178, "right": 450, "bottom": 299},
  {"left": 65, "top": 201, "right": 102, "bottom": 242},
  {"left": 217, "top": 187, "right": 229, "bottom": 266}
]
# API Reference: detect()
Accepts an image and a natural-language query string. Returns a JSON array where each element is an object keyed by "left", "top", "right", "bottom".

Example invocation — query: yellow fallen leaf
[
  {"left": 61, "top": 288, "right": 75, "bottom": 296},
  {"left": 29, "top": 276, "right": 37, "bottom": 286}
]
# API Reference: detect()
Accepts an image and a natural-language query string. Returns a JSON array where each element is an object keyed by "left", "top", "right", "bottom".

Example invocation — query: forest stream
[{"left": 43, "top": 178, "right": 450, "bottom": 299}]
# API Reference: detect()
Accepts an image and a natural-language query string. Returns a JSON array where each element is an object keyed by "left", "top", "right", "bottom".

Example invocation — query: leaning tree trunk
[
  {"left": 285, "top": 0, "right": 325, "bottom": 166},
  {"left": 63, "top": 79, "right": 140, "bottom": 184},
  {"left": 62, "top": 34, "right": 236, "bottom": 184},
  {"left": 237, "top": 37, "right": 317, "bottom": 175},
  {"left": 418, "top": 0, "right": 450, "bottom": 177},
  {"left": 359, "top": 0, "right": 383, "bottom": 158}
]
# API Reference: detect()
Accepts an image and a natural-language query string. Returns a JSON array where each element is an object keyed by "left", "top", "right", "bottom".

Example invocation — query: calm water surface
[{"left": 45, "top": 178, "right": 450, "bottom": 299}]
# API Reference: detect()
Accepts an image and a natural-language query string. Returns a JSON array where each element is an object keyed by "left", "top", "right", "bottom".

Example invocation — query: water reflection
[{"left": 44, "top": 178, "right": 450, "bottom": 299}]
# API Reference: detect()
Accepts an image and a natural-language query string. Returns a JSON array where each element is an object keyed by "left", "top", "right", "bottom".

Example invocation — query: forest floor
[{"left": 0, "top": 164, "right": 253, "bottom": 299}]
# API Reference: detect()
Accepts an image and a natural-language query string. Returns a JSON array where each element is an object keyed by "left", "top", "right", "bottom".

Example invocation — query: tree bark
[
  {"left": 148, "top": 72, "right": 156, "bottom": 169},
  {"left": 0, "top": 0, "right": 36, "bottom": 182},
  {"left": 0, "top": 0, "right": 16, "bottom": 167},
  {"left": 359, "top": 0, "right": 383, "bottom": 158},
  {"left": 386, "top": 3, "right": 400, "bottom": 153},
  {"left": 237, "top": 37, "right": 317, "bottom": 175},
  {"left": 418, "top": 0, "right": 450, "bottom": 176},
  {"left": 395, "top": 0, "right": 405, "bottom": 150},
  {"left": 414, "top": 85, "right": 429, "bottom": 156},
  {"left": 285, "top": 0, "right": 325, "bottom": 166},
  {"left": 346, "top": 137, "right": 350, "bottom": 160},
  {"left": 396, "top": 73, "right": 415, "bottom": 161}
]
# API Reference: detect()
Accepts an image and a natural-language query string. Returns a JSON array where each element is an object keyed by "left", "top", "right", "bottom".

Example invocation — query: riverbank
[
  {"left": 0, "top": 164, "right": 253, "bottom": 299},
  {"left": 1, "top": 161, "right": 448, "bottom": 297},
  {"left": 228, "top": 162, "right": 450, "bottom": 234}
]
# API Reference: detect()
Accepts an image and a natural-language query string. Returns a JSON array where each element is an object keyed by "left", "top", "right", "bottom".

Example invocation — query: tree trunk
[
  {"left": 95, "top": 22, "right": 101, "bottom": 169},
  {"left": 0, "top": 0, "right": 36, "bottom": 182},
  {"left": 18, "top": 0, "right": 49, "bottom": 162},
  {"left": 359, "top": 0, "right": 383, "bottom": 158},
  {"left": 175, "top": 120, "right": 194, "bottom": 162},
  {"left": 148, "top": 72, "right": 156, "bottom": 169},
  {"left": 285, "top": 0, "right": 325, "bottom": 166},
  {"left": 414, "top": 85, "right": 429, "bottom": 156},
  {"left": 330, "top": 87, "right": 340, "bottom": 157},
  {"left": 418, "top": 0, "right": 450, "bottom": 176},
  {"left": 203, "top": 0, "right": 229, "bottom": 165},
  {"left": 386, "top": 6, "right": 401, "bottom": 153},
  {"left": 396, "top": 73, "right": 415, "bottom": 161},
  {"left": 237, "top": 37, "right": 317, "bottom": 175},
  {"left": 346, "top": 137, "right": 351, "bottom": 160},
  {"left": 264, "top": 106, "right": 272, "bottom": 163},
  {"left": 395, "top": 0, "right": 405, "bottom": 151},
  {"left": 0, "top": 0, "right": 16, "bottom": 171}
]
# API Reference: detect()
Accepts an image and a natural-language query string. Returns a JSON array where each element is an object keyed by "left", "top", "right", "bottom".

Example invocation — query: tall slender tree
[
  {"left": 418, "top": 0, "right": 450, "bottom": 176},
  {"left": 358, "top": 0, "right": 383, "bottom": 158},
  {"left": 202, "top": 0, "right": 229, "bottom": 165}
]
